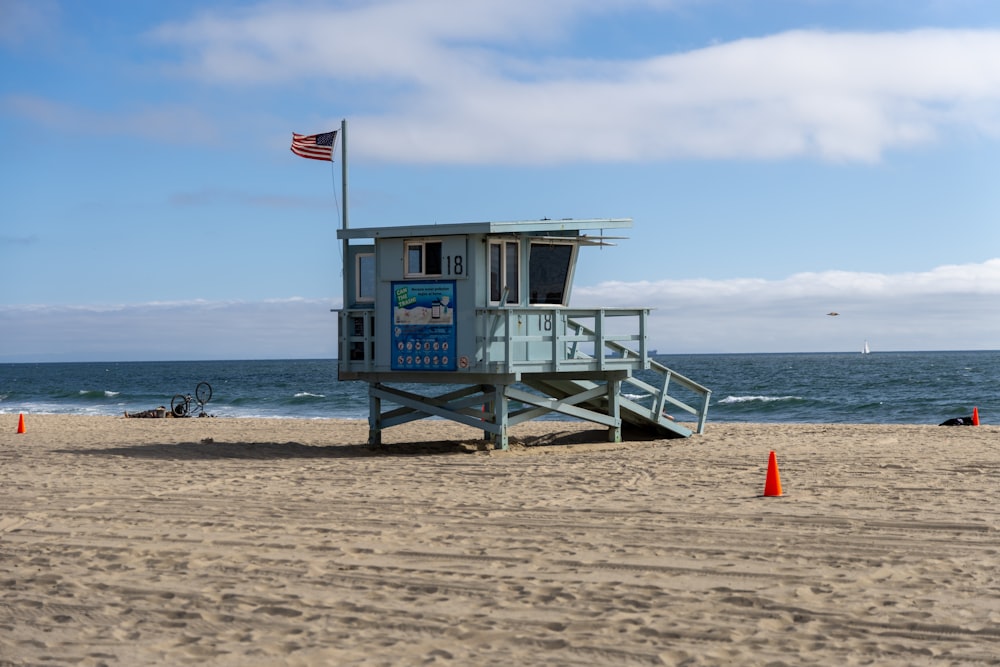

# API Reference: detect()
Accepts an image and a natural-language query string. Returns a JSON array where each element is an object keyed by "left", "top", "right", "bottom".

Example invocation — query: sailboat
[{"left": 862, "top": 340, "right": 870, "bottom": 355}]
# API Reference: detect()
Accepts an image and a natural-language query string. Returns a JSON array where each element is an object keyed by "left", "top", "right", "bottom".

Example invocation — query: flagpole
[
  {"left": 341, "top": 118, "right": 348, "bottom": 230},
  {"left": 340, "top": 119, "right": 349, "bottom": 320}
]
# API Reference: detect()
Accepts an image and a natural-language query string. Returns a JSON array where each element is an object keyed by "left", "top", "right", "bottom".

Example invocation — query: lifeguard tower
[{"left": 336, "top": 217, "right": 711, "bottom": 449}]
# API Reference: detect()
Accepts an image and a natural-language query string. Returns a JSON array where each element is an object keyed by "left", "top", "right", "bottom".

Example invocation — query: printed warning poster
[{"left": 391, "top": 281, "right": 456, "bottom": 371}]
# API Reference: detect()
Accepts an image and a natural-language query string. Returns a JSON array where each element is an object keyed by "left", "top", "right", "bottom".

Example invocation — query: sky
[{"left": 2, "top": 0, "right": 1000, "bottom": 361}]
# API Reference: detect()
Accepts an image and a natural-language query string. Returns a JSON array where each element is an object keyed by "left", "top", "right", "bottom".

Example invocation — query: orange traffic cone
[
  {"left": 763, "top": 451, "right": 782, "bottom": 497},
  {"left": 16, "top": 413, "right": 26, "bottom": 434},
  {"left": 972, "top": 407, "right": 980, "bottom": 426}
]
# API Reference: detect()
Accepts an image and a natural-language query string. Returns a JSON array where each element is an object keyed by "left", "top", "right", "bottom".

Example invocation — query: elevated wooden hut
[{"left": 337, "top": 217, "right": 711, "bottom": 449}]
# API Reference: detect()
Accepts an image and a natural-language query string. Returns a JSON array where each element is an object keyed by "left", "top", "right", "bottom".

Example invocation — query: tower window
[
  {"left": 529, "top": 243, "right": 574, "bottom": 305},
  {"left": 405, "top": 240, "right": 442, "bottom": 277},
  {"left": 489, "top": 239, "right": 519, "bottom": 304}
]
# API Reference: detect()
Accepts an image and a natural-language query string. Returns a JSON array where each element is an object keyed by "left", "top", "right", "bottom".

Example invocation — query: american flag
[{"left": 290, "top": 130, "right": 337, "bottom": 161}]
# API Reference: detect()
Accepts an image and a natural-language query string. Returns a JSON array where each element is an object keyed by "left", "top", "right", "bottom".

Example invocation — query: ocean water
[{"left": 1, "top": 351, "right": 996, "bottom": 425}]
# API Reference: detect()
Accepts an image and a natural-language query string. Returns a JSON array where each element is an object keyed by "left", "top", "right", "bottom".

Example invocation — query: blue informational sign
[{"left": 391, "top": 281, "right": 456, "bottom": 371}]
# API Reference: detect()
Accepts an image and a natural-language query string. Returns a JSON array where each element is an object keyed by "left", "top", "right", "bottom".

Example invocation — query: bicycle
[{"left": 171, "top": 381, "right": 213, "bottom": 417}]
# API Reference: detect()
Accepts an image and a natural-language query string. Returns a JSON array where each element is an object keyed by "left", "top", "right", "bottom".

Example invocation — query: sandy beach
[{"left": 1, "top": 414, "right": 998, "bottom": 666}]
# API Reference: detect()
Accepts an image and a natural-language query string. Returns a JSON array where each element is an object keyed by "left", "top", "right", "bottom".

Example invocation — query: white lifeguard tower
[{"left": 336, "top": 217, "right": 711, "bottom": 449}]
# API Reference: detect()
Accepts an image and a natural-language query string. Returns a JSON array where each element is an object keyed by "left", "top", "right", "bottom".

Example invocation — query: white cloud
[
  {"left": 143, "top": 2, "right": 1000, "bottom": 164},
  {"left": 148, "top": 0, "right": 606, "bottom": 83},
  {"left": 10, "top": 3, "right": 1000, "bottom": 163},
  {"left": 573, "top": 259, "right": 1000, "bottom": 352},
  {"left": 356, "top": 28, "right": 1000, "bottom": 164},
  {"left": 2, "top": 260, "right": 998, "bottom": 360},
  {"left": 0, "top": 298, "right": 339, "bottom": 362},
  {"left": 578, "top": 259, "right": 1000, "bottom": 305}
]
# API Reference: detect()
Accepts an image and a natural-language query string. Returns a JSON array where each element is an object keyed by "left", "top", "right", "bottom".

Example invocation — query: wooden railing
[
  {"left": 474, "top": 307, "right": 651, "bottom": 373},
  {"left": 566, "top": 314, "right": 711, "bottom": 434},
  {"left": 338, "top": 309, "right": 376, "bottom": 373},
  {"left": 477, "top": 308, "right": 711, "bottom": 433}
]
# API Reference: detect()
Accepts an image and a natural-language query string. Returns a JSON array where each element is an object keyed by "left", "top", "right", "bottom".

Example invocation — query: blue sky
[{"left": 2, "top": 0, "right": 999, "bottom": 361}]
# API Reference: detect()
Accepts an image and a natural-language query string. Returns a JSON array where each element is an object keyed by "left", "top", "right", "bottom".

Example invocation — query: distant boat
[{"left": 862, "top": 340, "right": 870, "bottom": 355}]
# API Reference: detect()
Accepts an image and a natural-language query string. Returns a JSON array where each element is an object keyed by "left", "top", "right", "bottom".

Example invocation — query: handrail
[
  {"left": 475, "top": 307, "right": 649, "bottom": 372},
  {"left": 565, "top": 314, "right": 711, "bottom": 434},
  {"left": 475, "top": 307, "right": 710, "bottom": 433},
  {"left": 339, "top": 309, "right": 376, "bottom": 372}
]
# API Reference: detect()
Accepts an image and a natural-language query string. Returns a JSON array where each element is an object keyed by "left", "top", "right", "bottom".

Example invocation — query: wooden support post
[
  {"left": 493, "top": 384, "right": 509, "bottom": 450},
  {"left": 482, "top": 386, "right": 493, "bottom": 441},
  {"left": 368, "top": 382, "right": 382, "bottom": 446},
  {"left": 607, "top": 378, "right": 622, "bottom": 443},
  {"left": 696, "top": 390, "right": 712, "bottom": 434}
]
